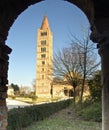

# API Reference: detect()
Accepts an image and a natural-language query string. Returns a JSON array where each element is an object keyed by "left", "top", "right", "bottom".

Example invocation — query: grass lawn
[
  {"left": 23, "top": 106, "right": 102, "bottom": 130},
  {"left": 15, "top": 97, "right": 61, "bottom": 104}
]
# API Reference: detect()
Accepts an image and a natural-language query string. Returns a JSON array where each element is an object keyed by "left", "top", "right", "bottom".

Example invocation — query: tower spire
[{"left": 41, "top": 16, "right": 50, "bottom": 29}]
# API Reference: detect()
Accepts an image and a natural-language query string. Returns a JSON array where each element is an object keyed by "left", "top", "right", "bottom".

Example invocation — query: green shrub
[
  {"left": 76, "top": 101, "right": 102, "bottom": 122},
  {"left": 7, "top": 99, "right": 72, "bottom": 130},
  {"left": 88, "top": 71, "right": 102, "bottom": 101},
  {"left": 8, "top": 95, "right": 16, "bottom": 99},
  {"left": 31, "top": 95, "right": 38, "bottom": 101},
  {"left": 12, "top": 95, "right": 16, "bottom": 99}
]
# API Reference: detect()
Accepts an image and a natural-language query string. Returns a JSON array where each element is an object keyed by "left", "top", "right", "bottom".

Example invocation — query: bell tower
[{"left": 36, "top": 16, "right": 53, "bottom": 97}]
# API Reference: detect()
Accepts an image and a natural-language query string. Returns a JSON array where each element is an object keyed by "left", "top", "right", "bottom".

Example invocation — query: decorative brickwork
[
  {"left": 0, "top": 43, "right": 12, "bottom": 130},
  {"left": 0, "top": 106, "right": 8, "bottom": 130}
]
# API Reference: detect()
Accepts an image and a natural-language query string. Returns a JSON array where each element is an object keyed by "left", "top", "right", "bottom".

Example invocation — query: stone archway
[{"left": 0, "top": 0, "right": 109, "bottom": 130}]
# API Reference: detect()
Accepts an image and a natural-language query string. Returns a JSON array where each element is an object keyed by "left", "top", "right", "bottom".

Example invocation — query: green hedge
[
  {"left": 7, "top": 99, "right": 72, "bottom": 130},
  {"left": 81, "top": 101, "right": 102, "bottom": 122},
  {"left": 76, "top": 101, "right": 102, "bottom": 122}
]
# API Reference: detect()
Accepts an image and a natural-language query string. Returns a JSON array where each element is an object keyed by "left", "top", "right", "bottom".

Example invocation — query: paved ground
[
  {"left": 6, "top": 99, "right": 31, "bottom": 110},
  {"left": 6, "top": 97, "right": 72, "bottom": 110}
]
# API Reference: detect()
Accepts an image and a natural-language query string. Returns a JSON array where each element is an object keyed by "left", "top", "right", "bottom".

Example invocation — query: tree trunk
[
  {"left": 80, "top": 78, "right": 85, "bottom": 102},
  {"left": 73, "top": 87, "right": 76, "bottom": 104},
  {"left": 80, "top": 51, "right": 87, "bottom": 102}
]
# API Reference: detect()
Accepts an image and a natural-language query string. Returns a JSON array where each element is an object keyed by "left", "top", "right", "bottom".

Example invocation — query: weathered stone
[
  {"left": 0, "top": 43, "right": 11, "bottom": 130},
  {"left": 0, "top": 106, "right": 7, "bottom": 130}
]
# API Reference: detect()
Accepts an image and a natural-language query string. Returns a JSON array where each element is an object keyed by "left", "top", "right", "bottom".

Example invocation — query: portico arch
[{"left": 0, "top": 0, "right": 109, "bottom": 130}]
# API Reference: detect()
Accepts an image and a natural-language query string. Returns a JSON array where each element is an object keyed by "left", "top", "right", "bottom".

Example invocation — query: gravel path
[{"left": 6, "top": 99, "right": 31, "bottom": 110}]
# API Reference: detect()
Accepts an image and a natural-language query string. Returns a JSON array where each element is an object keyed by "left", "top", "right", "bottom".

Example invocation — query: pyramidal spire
[{"left": 41, "top": 16, "right": 50, "bottom": 29}]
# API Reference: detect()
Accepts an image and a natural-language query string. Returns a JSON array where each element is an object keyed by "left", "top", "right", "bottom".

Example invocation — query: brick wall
[
  {"left": 0, "top": 106, "right": 8, "bottom": 130},
  {"left": 0, "top": 43, "right": 12, "bottom": 130}
]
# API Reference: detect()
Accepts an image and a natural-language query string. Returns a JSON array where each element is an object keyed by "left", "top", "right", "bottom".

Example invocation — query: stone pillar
[
  {"left": 98, "top": 33, "right": 109, "bottom": 130},
  {"left": 90, "top": 22, "right": 109, "bottom": 130},
  {"left": 0, "top": 43, "right": 12, "bottom": 130}
]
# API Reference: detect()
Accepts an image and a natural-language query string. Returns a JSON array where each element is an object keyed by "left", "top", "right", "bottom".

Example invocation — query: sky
[{"left": 6, "top": 0, "right": 98, "bottom": 88}]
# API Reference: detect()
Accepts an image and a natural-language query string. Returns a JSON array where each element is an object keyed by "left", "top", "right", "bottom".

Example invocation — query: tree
[
  {"left": 53, "top": 47, "right": 82, "bottom": 103},
  {"left": 54, "top": 28, "right": 100, "bottom": 102},
  {"left": 88, "top": 70, "right": 102, "bottom": 101},
  {"left": 10, "top": 83, "right": 19, "bottom": 95},
  {"left": 70, "top": 28, "right": 100, "bottom": 102}
]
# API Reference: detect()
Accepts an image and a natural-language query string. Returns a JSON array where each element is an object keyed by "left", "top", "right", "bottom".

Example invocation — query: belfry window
[
  {"left": 41, "top": 54, "right": 46, "bottom": 58},
  {"left": 41, "top": 40, "right": 46, "bottom": 45},
  {"left": 41, "top": 47, "right": 46, "bottom": 52},
  {"left": 41, "top": 32, "right": 47, "bottom": 36},
  {"left": 42, "top": 61, "right": 45, "bottom": 65}
]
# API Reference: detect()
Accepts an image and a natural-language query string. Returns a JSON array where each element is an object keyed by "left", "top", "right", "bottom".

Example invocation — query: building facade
[{"left": 36, "top": 16, "right": 53, "bottom": 97}]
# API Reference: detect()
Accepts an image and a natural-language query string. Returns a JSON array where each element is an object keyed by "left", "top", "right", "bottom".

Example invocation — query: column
[
  {"left": 0, "top": 43, "right": 12, "bottom": 130},
  {"left": 99, "top": 33, "right": 109, "bottom": 130},
  {"left": 90, "top": 23, "right": 109, "bottom": 130}
]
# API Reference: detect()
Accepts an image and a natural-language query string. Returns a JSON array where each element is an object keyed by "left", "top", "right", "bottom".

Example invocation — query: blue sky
[{"left": 6, "top": 0, "right": 97, "bottom": 87}]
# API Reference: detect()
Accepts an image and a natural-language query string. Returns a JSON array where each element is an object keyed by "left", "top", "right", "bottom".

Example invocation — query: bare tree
[
  {"left": 70, "top": 28, "right": 100, "bottom": 102},
  {"left": 53, "top": 47, "right": 82, "bottom": 103},
  {"left": 54, "top": 28, "right": 100, "bottom": 102}
]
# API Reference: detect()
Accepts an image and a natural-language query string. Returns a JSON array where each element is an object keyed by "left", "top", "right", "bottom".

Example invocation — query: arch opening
[
  {"left": 7, "top": 0, "right": 91, "bottom": 89},
  {"left": 0, "top": 0, "right": 102, "bottom": 129}
]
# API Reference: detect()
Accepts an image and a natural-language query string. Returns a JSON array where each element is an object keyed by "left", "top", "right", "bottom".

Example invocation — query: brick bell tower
[{"left": 36, "top": 16, "right": 53, "bottom": 97}]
